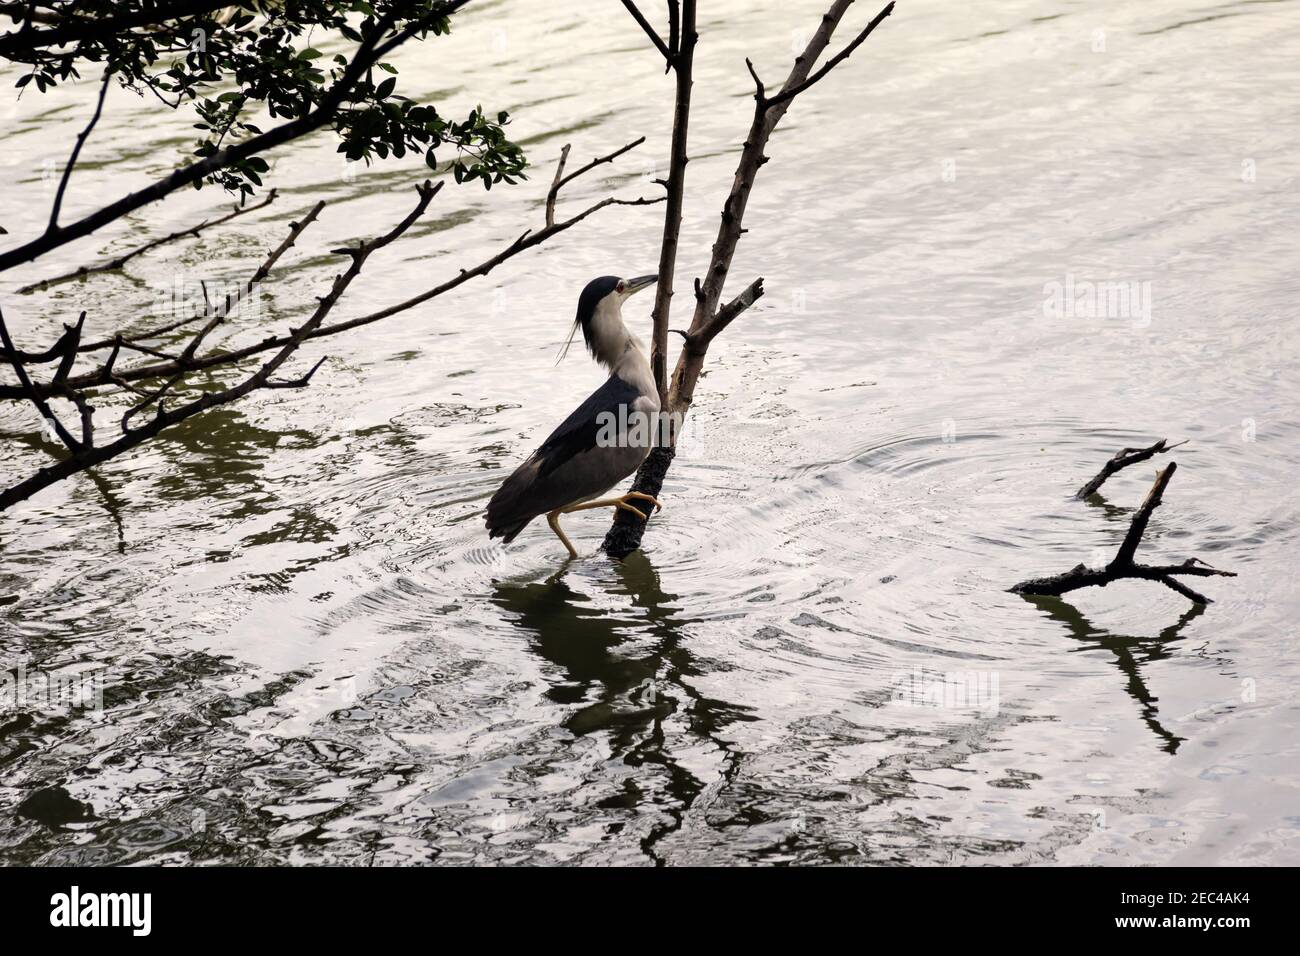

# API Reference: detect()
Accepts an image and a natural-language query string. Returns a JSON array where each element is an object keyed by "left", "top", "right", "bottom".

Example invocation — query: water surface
[{"left": 2, "top": 0, "right": 1299, "bottom": 865}]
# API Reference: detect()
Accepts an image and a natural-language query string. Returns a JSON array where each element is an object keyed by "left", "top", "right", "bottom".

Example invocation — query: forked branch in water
[{"left": 1011, "top": 462, "right": 1236, "bottom": 605}]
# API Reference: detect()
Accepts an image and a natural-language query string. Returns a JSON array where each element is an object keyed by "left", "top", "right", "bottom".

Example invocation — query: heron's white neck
[{"left": 589, "top": 298, "right": 656, "bottom": 400}]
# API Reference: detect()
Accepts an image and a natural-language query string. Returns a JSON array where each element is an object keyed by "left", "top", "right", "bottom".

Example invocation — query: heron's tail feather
[
  {"left": 487, "top": 517, "right": 531, "bottom": 544},
  {"left": 485, "top": 458, "right": 543, "bottom": 543}
]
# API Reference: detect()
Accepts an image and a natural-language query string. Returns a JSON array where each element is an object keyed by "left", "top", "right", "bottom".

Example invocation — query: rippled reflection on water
[{"left": 3, "top": 0, "right": 1300, "bottom": 865}]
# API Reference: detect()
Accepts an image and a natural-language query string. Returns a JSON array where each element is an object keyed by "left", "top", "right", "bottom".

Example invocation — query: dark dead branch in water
[
  {"left": 1074, "top": 437, "right": 1188, "bottom": 499},
  {"left": 604, "top": 0, "right": 896, "bottom": 559},
  {"left": 1011, "top": 462, "right": 1236, "bottom": 605},
  {"left": 15, "top": 189, "right": 280, "bottom": 295}
]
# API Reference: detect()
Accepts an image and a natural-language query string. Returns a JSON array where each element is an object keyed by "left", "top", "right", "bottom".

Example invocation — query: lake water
[{"left": 2, "top": 0, "right": 1298, "bottom": 865}]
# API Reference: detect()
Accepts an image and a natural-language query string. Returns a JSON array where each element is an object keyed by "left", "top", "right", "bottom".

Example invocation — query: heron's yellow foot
[{"left": 621, "top": 492, "right": 663, "bottom": 514}]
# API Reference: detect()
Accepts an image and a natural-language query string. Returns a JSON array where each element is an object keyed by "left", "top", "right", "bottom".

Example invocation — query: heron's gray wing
[
  {"left": 534, "top": 374, "right": 641, "bottom": 477},
  {"left": 486, "top": 375, "right": 644, "bottom": 541}
]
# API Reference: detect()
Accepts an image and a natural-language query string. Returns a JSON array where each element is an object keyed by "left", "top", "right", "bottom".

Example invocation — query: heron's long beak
[{"left": 624, "top": 274, "right": 658, "bottom": 296}]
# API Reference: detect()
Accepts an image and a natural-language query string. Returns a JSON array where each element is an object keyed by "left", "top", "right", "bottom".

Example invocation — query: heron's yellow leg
[
  {"left": 546, "top": 509, "right": 578, "bottom": 558},
  {"left": 561, "top": 493, "right": 664, "bottom": 520}
]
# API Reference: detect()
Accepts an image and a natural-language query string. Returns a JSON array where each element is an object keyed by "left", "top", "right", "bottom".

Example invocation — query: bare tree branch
[
  {"left": 549, "top": 136, "right": 646, "bottom": 196},
  {"left": 17, "top": 189, "right": 281, "bottom": 295},
  {"left": 47, "top": 67, "right": 111, "bottom": 234},
  {"left": 544, "top": 144, "right": 571, "bottom": 228},
  {"left": 0, "top": 306, "right": 85, "bottom": 451},
  {"left": 1113, "top": 460, "right": 1176, "bottom": 567},
  {"left": 175, "top": 199, "right": 325, "bottom": 364},
  {"left": 620, "top": 0, "right": 672, "bottom": 63},
  {"left": 1, "top": 141, "right": 659, "bottom": 401},
  {"left": 666, "top": 0, "right": 679, "bottom": 67},
  {"left": 0, "top": 312, "right": 83, "bottom": 363},
  {"left": 648, "top": 0, "right": 695, "bottom": 403},
  {"left": 604, "top": 0, "right": 896, "bottom": 558},
  {"left": 0, "top": 183, "right": 440, "bottom": 513},
  {"left": 702, "top": 276, "right": 764, "bottom": 343},
  {"left": 764, "top": 1, "right": 895, "bottom": 109}
]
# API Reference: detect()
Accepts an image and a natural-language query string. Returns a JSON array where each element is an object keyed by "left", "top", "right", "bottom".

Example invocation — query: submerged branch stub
[{"left": 1012, "top": 460, "right": 1236, "bottom": 606}]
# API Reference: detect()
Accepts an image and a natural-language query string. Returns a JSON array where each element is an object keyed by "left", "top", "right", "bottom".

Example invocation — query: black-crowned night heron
[{"left": 485, "top": 274, "right": 663, "bottom": 557}]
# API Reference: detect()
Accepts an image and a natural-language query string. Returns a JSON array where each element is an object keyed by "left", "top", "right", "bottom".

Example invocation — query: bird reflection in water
[{"left": 489, "top": 552, "right": 755, "bottom": 847}]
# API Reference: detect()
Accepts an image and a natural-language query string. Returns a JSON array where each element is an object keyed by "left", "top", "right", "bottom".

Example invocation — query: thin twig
[
  {"left": 703, "top": 277, "right": 764, "bottom": 343},
  {"left": 550, "top": 137, "right": 646, "bottom": 195},
  {"left": 47, "top": 68, "right": 112, "bottom": 233},
  {"left": 0, "top": 305, "right": 83, "bottom": 451},
  {"left": 544, "top": 144, "right": 571, "bottom": 229},
  {"left": 176, "top": 199, "right": 325, "bottom": 363},
  {"left": 764, "top": 1, "right": 896, "bottom": 109},
  {"left": 17, "top": 189, "right": 281, "bottom": 295},
  {"left": 620, "top": 0, "right": 672, "bottom": 62}
]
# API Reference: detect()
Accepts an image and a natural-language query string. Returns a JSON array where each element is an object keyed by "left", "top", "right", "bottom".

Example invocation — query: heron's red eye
[{"left": 617, "top": 282, "right": 625, "bottom": 293}]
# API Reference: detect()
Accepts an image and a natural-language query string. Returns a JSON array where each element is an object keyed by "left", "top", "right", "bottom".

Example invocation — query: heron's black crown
[{"left": 575, "top": 275, "right": 621, "bottom": 357}]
